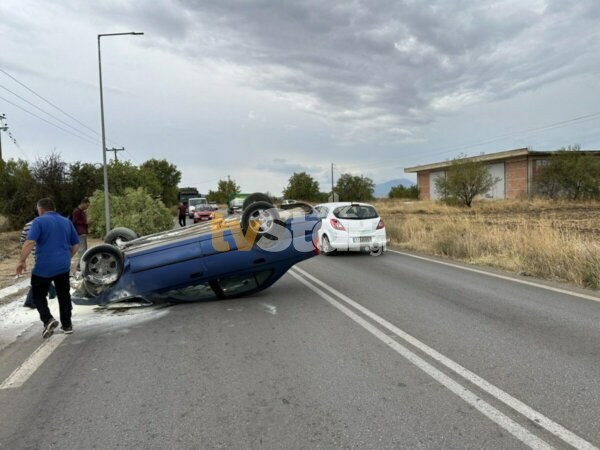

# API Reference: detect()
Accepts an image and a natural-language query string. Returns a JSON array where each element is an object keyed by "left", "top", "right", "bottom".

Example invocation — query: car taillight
[
  {"left": 330, "top": 218, "right": 346, "bottom": 231},
  {"left": 376, "top": 218, "right": 385, "bottom": 229}
]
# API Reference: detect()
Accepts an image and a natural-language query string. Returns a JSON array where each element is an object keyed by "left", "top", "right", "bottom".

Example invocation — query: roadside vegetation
[
  {"left": 282, "top": 171, "right": 375, "bottom": 202},
  {"left": 88, "top": 188, "right": 173, "bottom": 237},
  {"left": 0, "top": 152, "right": 181, "bottom": 230},
  {"left": 378, "top": 198, "right": 600, "bottom": 290},
  {"left": 434, "top": 155, "right": 500, "bottom": 207}
]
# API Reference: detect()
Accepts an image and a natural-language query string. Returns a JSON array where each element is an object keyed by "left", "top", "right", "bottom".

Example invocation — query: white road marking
[
  {"left": 0, "top": 335, "right": 66, "bottom": 390},
  {"left": 387, "top": 249, "right": 600, "bottom": 304},
  {"left": 292, "top": 266, "right": 598, "bottom": 450},
  {"left": 261, "top": 303, "right": 277, "bottom": 315},
  {"left": 289, "top": 271, "right": 553, "bottom": 450}
]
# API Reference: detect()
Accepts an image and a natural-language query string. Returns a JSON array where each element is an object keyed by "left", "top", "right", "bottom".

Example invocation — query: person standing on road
[
  {"left": 16, "top": 198, "right": 80, "bottom": 338},
  {"left": 71, "top": 197, "right": 92, "bottom": 271},
  {"left": 20, "top": 212, "right": 56, "bottom": 308},
  {"left": 178, "top": 202, "right": 187, "bottom": 227}
]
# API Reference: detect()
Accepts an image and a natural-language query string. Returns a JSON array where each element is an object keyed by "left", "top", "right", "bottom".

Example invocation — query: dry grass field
[
  {"left": 0, "top": 230, "right": 23, "bottom": 289},
  {"left": 376, "top": 198, "right": 600, "bottom": 290}
]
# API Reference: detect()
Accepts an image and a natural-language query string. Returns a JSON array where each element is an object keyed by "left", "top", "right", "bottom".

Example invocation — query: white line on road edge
[
  {"left": 292, "top": 266, "right": 598, "bottom": 450},
  {"left": 0, "top": 335, "right": 66, "bottom": 390},
  {"left": 289, "top": 271, "right": 553, "bottom": 450},
  {"left": 387, "top": 249, "right": 600, "bottom": 304}
]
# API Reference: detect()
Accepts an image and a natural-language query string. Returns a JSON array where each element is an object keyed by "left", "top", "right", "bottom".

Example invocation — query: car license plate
[{"left": 353, "top": 236, "right": 371, "bottom": 243}]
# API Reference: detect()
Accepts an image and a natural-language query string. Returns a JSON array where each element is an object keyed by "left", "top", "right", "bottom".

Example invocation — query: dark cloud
[
  {"left": 41, "top": 0, "right": 599, "bottom": 143},
  {"left": 141, "top": 0, "right": 598, "bottom": 139},
  {"left": 2, "top": 0, "right": 600, "bottom": 179}
]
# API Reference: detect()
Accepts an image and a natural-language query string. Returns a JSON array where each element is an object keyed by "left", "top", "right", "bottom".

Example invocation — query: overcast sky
[{"left": 1, "top": 0, "right": 599, "bottom": 195}]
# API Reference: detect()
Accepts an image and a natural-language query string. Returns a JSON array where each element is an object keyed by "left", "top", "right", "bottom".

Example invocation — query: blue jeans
[{"left": 24, "top": 282, "right": 56, "bottom": 306}]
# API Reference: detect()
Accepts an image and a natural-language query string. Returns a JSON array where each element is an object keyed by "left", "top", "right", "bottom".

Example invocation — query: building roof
[
  {"left": 404, "top": 148, "right": 539, "bottom": 173},
  {"left": 405, "top": 148, "right": 600, "bottom": 173}
]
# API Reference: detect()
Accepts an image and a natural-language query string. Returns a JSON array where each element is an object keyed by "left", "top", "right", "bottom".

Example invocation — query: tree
[
  {"left": 434, "top": 156, "right": 500, "bottom": 207},
  {"left": 207, "top": 178, "right": 241, "bottom": 204},
  {"left": 0, "top": 158, "right": 37, "bottom": 227},
  {"left": 107, "top": 160, "right": 161, "bottom": 199},
  {"left": 87, "top": 187, "right": 173, "bottom": 238},
  {"left": 282, "top": 172, "right": 321, "bottom": 201},
  {"left": 31, "top": 152, "right": 70, "bottom": 216},
  {"left": 389, "top": 184, "right": 419, "bottom": 199},
  {"left": 66, "top": 162, "right": 103, "bottom": 210},
  {"left": 335, "top": 173, "right": 375, "bottom": 202},
  {"left": 538, "top": 145, "right": 600, "bottom": 199},
  {"left": 140, "top": 159, "right": 182, "bottom": 206}
]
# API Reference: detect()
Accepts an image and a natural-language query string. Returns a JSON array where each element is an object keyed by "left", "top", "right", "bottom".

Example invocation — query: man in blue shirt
[{"left": 16, "top": 198, "right": 80, "bottom": 338}]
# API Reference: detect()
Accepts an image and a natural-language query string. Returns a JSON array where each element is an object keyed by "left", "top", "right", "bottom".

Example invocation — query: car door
[{"left": 128, "top": 237, "right": 208, "bottom": 293}]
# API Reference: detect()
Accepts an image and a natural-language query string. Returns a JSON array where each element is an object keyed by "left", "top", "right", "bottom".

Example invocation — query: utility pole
[
  {"left": 331, "top": 163, "right": 334, "bottom": 201},
  {"left": 107, "top": 147, "right": 125, "bottom": 162},
  {"left": 0, "top": 114, "right": 7, "bottom": 163},
  {"left": 98, "top": 31, "right": 144, "bottom": 236},
  {"left": 227, "top": 174, "right": 231, "bottom": 203}
]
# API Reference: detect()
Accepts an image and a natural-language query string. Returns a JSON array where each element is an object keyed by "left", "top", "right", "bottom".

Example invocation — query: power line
[
  {"left": 345, "top": 110, "right": 600, "bottom": 172},
  {"left": 123, "top": 148, "right": 139, "bottom": 163},
  {"left": 0, "top": 67, "right": 103, "bottom": 139},
  {"left": 0, "top": 66, "right": 125, "bottom": 149},
  {"left": 0, "top": 114, "right": 30, "bottom": 160},
  {"left": 0, "top": 83, "right": 100, "bottom": 143},
  {"left": 0, "top": 95, "right": 99, "bottom": 146}
]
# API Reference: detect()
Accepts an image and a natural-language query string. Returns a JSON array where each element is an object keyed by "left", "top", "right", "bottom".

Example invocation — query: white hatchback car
[{"left": 314, "top": 202, "right": 386, "bottom": 255}]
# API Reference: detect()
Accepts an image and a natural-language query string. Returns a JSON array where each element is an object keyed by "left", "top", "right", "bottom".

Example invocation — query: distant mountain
[{"left": 374, "top": 178, "right": 415, "bottom": 198}]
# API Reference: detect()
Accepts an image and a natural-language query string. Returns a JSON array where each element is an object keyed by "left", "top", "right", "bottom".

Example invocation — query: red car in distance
[{"left": 193, "top": 205, "right": 215, "bottom": 223}]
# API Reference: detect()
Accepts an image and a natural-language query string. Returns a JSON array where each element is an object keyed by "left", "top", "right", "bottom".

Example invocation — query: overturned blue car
[{"left": 72, "top": 194, "right": 321, "bottom": 305}]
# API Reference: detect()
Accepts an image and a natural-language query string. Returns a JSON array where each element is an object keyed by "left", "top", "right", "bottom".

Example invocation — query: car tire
[
  {"left": 241, "top": 200, "right": 282, "bottom": 243},
  {"left": 242, "top": 193, "right": 272, "bottom": 211},
  {"left": 321, "top": 235, "right": 334, "bottom": 255},
  {"left": 81, "top": 244, "right": 124, "bottom": 289},
  {"left": 104, "top": 227, "right": 138, "bottom": 246}
]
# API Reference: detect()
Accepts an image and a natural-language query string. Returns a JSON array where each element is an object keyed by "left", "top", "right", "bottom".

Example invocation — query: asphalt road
[{"left": 1, "top": 250, "right": 599, "bottom": 449}]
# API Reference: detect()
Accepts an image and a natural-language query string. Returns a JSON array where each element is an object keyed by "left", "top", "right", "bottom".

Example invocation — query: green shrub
[
  {"left": 87, "top": 187, "right": 174, "bottom": 238},
  {"left": 582, "top": 265, "right": 599, "bottom": 290}
]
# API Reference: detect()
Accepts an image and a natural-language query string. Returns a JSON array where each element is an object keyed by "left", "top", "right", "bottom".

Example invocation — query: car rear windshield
[
  {"left": 333, "top": 205, "right": 379, "bottom": 220},
  {"left": 189, "top": 198, "right": 207, "bottom": 207}
]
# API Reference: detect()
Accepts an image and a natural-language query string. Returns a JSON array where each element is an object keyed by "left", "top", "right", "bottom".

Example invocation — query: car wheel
[
  {"left": 81, "top": 244, "right": 124, "bottom": 288},
  {"left": 241, "top": 200, "right": 281, "bottom": 241},
  {"left": 321, "top": 235, "right": 334, "bottom": 255},
  {"left": 104, "top": 227, "right": 138, "bottom": 246},
  {"left": 242, "top": 193, "right": 272, "bottom": 211}
]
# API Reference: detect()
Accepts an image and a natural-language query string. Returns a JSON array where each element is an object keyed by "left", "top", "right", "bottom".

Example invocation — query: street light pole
[{"left": 97, "top": 31, "right": 144, "bottom": 236}]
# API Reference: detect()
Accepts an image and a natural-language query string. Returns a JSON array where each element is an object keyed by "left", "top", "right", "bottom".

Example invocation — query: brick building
[{"left": 404, "top": 148, "right": 600, "bottom": 200}]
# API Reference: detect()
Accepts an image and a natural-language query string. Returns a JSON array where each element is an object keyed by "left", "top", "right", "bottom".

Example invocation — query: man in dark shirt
[
  {"left": 178, "top": 202, "right": 187, "bottom": 227},
  {"left": 16, "top": 198, "right": 80, "bottom": 338},
  {"left": 71, "top": 197, "right": 92, "bottom": 270}
]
